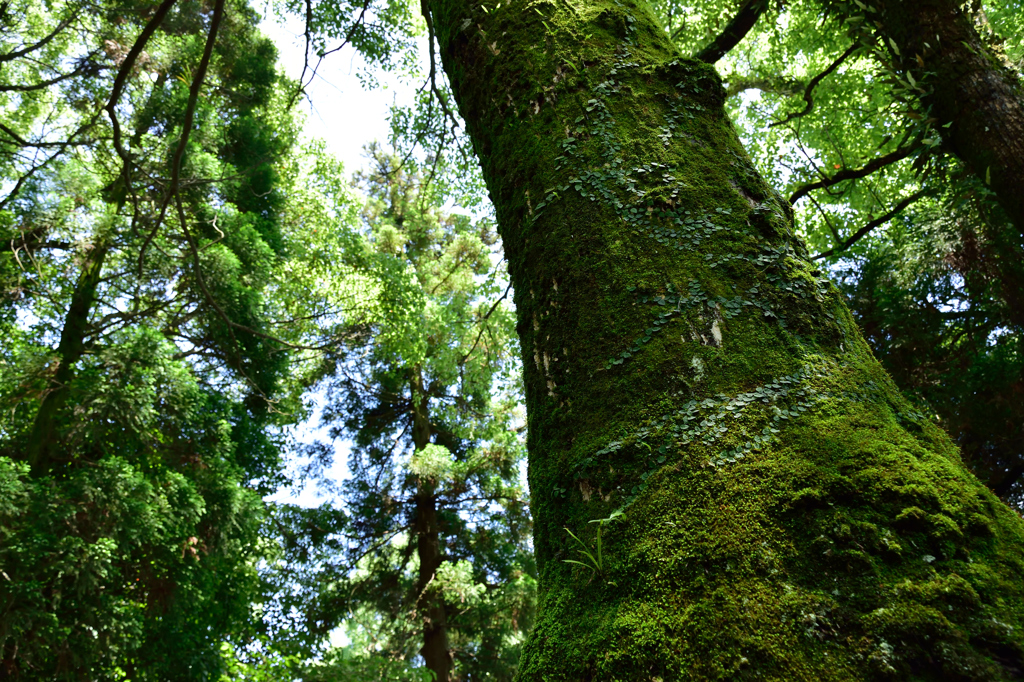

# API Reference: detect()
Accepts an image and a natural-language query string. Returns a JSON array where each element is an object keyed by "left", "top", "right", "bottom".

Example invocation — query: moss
[{"left": 431, "top": 0, "right": 1024, "bottom": 678}]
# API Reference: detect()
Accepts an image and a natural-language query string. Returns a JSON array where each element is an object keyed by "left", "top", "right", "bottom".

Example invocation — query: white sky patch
[{"left": 259, "top": 12, "right": 422, "bottom": 174}]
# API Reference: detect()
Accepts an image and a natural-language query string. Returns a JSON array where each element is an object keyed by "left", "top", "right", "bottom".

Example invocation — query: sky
[{"left": 259, "top": 12, "right": 422, "bottom": 175}]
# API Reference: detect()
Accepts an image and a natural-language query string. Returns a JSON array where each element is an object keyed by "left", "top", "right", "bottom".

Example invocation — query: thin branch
[
  {"left": 105, "top": 0, "right": 178, "bottom": 179},
  {"left": 459, "top": 281, "right": 512, "bottom": 366},
  {"left": 806, "top": 193, "right": 842, "bottom": 245},
  {"left": 0, "top": 121, "right": 94, "bottom": 148},
  {"left": 789, "top": 143, "right": 917, "bottom": 204},
  {"left": 694, "top": 0, "right": 769, "bottom": 64},
  {"left": 0, "top": 14, "right": 75, "bottom": 63},
  {"left": 769, "top": 42, "right": 859, "bottom": 129},
  {"left": 287, "top": 0, "right": 372, "bottom": 108},
  {"left": 138, "top": 0, "right": 218, "bottom": 275},
  {"left": 0, "top": 134, "right": 82, "bottom": 211},
  {"left": 422, "top": 0, "right": 461, "bottom": 137},
  {"left": 723, "top": 74, "right": 804, "bottom": 98},
  {"left": 813, "top": 189, "right": 927, "bottom": 260},
  {"left": 0, "top": 53, "right": 104, "bottom": 91}
]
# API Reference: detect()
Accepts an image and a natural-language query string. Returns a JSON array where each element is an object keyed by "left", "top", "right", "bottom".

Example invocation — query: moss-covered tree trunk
[{"left": 427, "top": 0, "right": 1024, "bottom": 678}]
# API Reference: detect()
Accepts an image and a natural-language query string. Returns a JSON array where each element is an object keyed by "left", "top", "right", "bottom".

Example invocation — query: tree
[
  {"left": 424, "top": 0, "right": 1024, "bottom": 677},
  {"left": 325, "top": 152, "right": 530, "bottom": 681},
  {"left": 0, "top": 0, "right": 306, "bottom": 675},
  {"left": 0, "top": 0, "right": 388, "bottom": 676},
  {"left": 262, "top": 148, "right": 534, "bottom": 681},
  {"left": 651, "top": 0, "right": 1024, "bottom": 501}
]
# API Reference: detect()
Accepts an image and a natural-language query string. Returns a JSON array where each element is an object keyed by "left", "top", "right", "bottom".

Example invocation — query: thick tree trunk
[
  {"left": 26, "top": 242, "right": 108, "bottom": 475},
  {"left": 867, "top": 0, "right": 1024, "bottom": 234},
  {"left": 429, "top": 0, "right": 1024, "bottom": 678},
  {"left": 411, "top": 370, "right": 451, "bottom": 681}
]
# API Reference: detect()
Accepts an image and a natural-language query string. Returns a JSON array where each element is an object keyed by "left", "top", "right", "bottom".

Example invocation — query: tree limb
[
  {"left": 694, "top": 0, "right": 769, "bottom": 64},
  {"left": 724, "top": 74, "right": 804, "bottom": 98},
  {"left": 789, "top": 143, "right": 917, "bottom": 204},
  {"left": 105, "top": 0, "right": 178, "bottom": 180},
  {"left": 769, "top": 42, "right": 859, "bottom": 129},
  {"left": 813, "top": 189, "right": 927, "bottom": 260},
  {"left": 0, "top": 14, "right": 74, "bottom": 63},
  {"left": 0, "top": 53, "right": 104, "bottom": 92}
]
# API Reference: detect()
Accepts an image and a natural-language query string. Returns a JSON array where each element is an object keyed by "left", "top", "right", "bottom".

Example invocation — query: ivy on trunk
[{"left": 427, "top": 0, "right": 1024, "bottom": 678}]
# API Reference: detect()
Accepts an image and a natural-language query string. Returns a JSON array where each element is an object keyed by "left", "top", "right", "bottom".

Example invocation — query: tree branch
[
  {"left": 694, "top": 0, "right": 769, "bottom": 64},
  {"left": 0, "top": 121, "right": 95, "bottom": 149},
  {"left": 769, "top": 42, "right": 859, "bottom": 129},
  {"left": 0, "top": 53, "right": 104, "bottom": 92},
  {"left": 460, "top": 281, "right": 512, "bottom": 366},
  {"left": 288, "top": 0, "right": 372, "bottom": 108},
  {"left": 724, "top": 74, "right": 804, "bottom": 98},
  {"left": 105, "top": 0, "right": 178, "bottom": 178},
  {"left": 789, "top": 143, "right": 917, "bottom": 204},
  {"left": 812, "top": 189, "right": 927, "bottom": 260},
  {"left": 422, "top": 0, "right": 461, "bottom": 139},
  {"left": 0, "top": 14, "right": 74, "bottom": 63}
]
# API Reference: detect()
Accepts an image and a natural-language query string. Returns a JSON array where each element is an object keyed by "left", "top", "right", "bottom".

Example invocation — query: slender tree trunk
[
  {"left": 428, "top": 0, "right": 1024, "bottom": 678},
  {"left": 26, "top": 242, "right": 108, "bottom": 475},
  {"left": 411, "top": 369, "right": 451, "bottom": 681}
]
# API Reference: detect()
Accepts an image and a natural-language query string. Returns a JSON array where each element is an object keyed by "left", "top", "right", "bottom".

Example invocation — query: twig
[
  {"left": 813, "top": 189, "right": 927, "bottom": 260},
  {"left": 459, "top": 281, "right": 512, "bottom": 365}
]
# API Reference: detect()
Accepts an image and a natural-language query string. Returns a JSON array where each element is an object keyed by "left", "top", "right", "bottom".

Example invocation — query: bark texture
[
  {"left": 429, "top": 0, "right": 1024, "bottom": 678},
  {"left": 27, "top": 243, "right": 108, "bottom": 475},
  {"left": 872, "top": 0, "right": 1024, "bottom": 232},
  {"left": 411, "top": 371, "right": 451, "bottom": 681}
]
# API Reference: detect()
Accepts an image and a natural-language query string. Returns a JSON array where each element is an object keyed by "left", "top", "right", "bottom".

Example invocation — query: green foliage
[
  {"left": 0, "top": 339, "right": 264, "bottom": 678},
  {"left": 562, "top": 509, "right": 623, "bottom": 585},
  {"left": 834, "top": 214, "right": 1024, "bottom": 505},
  {"left": 2, "top": 0, "right": 530, "bottom": 678},
  {"left": 261, "top": 146, "right": 535, "bottom": 680},
  {"left": 271, "top": 0, "right": 420, "bottom": 76},
  {"left": 0, "top": 0, "right": 382, "bottom": 676}
]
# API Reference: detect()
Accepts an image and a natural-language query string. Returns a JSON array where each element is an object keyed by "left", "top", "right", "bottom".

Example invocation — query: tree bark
[
  {"left": 428, "top": 0, "right": 1024, "bottom": 678},
  {"left": 26, "top": 242, "right": 108, "bottom": 475},
  {"left": 411, "top": 369, "right": 451, "bottom": 681}
]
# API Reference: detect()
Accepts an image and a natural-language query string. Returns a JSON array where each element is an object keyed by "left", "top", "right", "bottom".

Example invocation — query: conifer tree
[{"left": 272, "top": 148, "right": 534, "bottom": 682}]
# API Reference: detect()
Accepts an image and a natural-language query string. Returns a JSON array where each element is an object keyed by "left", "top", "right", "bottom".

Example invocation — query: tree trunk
[
  {"left": 866, "top": 0, "right": 1024, "bottom": 234},
  {"left": 26, "top": 242, "right": 108, "bottom": 475},
  {"left": 428, "top": 0, "right": 1024, "bottom": 678},
  {"left": 411, "top": 369, "right": 451, "bottom": 681},
  {"left": 854, "top": 0, "right": 1024, "bottom": 331}
]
